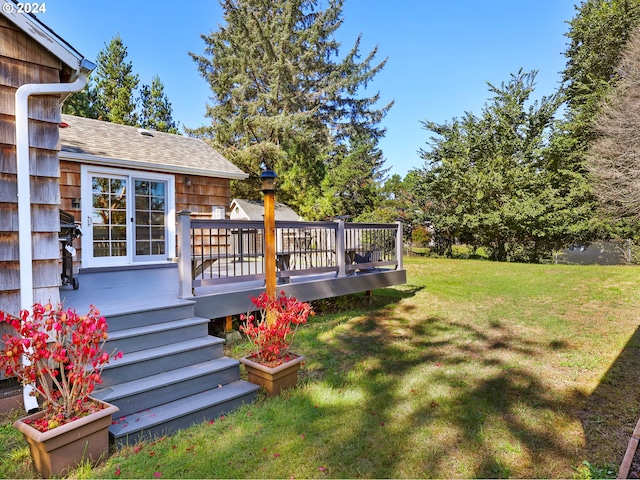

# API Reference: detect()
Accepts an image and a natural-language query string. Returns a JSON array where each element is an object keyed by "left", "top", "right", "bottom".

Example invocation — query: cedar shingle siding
[{"left": 0, "top": 16, "right": 64, "bottom": 320}]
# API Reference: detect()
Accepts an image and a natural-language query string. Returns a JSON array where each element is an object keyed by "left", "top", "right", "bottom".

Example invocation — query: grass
[{"left": 2, "top": 257, "right": 639, "bottom": 478}]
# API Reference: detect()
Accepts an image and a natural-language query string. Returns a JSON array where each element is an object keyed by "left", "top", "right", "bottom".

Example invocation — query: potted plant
[
  {"left": 239, "top": 291, "right": 314, "bottom": 396},
  {"left": 0, "top": 302, "right": 121, "bottom": 478}
]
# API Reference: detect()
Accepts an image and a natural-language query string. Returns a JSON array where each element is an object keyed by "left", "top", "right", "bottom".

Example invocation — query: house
[
  {"left": 229, "top": 198, "right": 304, "bottom": 256},
  {"left": 0, "top": 2, "right": 95, "bottom": 319},
  {"left": 58, "top": 114, "right": 247, "bottom": 271},
  {"left": 0, "top": 0, "right": 95, "bottom": 411},
  {"left": 0, "top": 3, "right": 406, "bottom": 441},
  {"left": 230, "top": 198, "right": 303, "bottom": 221},
  {"left": 0, "top": 3, "right": 262, "bottom": 437}
]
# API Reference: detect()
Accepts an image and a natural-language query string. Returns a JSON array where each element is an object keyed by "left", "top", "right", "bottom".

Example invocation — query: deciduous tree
[{"left": 588, "top": 24, "right": 640, "bottom": 217}]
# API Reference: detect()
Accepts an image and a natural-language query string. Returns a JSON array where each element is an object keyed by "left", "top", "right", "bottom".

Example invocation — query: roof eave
[
  {"left": 59, "top": 151, "right": 249, "bottom": 180},
  {"left": 1, "top": 1, "right": 93, "bottom": 77}
]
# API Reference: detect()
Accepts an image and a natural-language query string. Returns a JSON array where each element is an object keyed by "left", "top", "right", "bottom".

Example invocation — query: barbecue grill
[{"left": 59, "top": 210, "right": 82, "bottom": 290}]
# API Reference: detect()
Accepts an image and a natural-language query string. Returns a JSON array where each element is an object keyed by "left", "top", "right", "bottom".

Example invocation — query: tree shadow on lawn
[
  {"left": 310, "top": 285, "right": 424, "bottom": 315},
  {"left": 579, "top": 324, "right": 640, "bottom": 471},
  {"left": 299, "top": 308, "right": 589, "bottom": 478}
]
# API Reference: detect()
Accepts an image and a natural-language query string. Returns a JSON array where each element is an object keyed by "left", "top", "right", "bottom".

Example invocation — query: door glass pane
[
  {"left": 136, "top": 211, "right": 150, "bottom": 225},
  {"left": 134, "top": 179, "right": 166, "bottom": 259},
  {"left": 92, "top": 194, "right": 108, "bottom": 209},
  {"left": 136, "top": 227, "right": 150, "bottom": 241},
  {"left": 92, "top": 209, "right": 107, "bottom": 225},
  {"left": 150, "top": 212, "right": 164, "bottom": 225},
  {"left": 151, "top": 241, "right": 165, "bottom": 255},
  {"left": 111, "top": 211, "right": 126, "bottom": 225},
  {"left": 135, "top": 181, "right": 149, "bottom": 195},
  {"left": 92, "top": 176, "right": 127, "bottom": 258},
  {"left": 93, "top": 226, "right": 108, "bottom": 240},
  {"left": 135, "top": 195, "right": 149, "bottom": 210},
  {"left": 150, "top": 197, "right": 165, "bottom": 211},
  {"left": 150, "top": 182, "right": 165, "bottom": 196},
  {"left": 151, "top": 227, "right": 164, "bottom": 240},
  {"left": 136, "top": 241, "right": 149, "bottom": 255},
  {"left": 112, "top": 242, "right": 127, "bottom": 256},
  {"left": 112, "top": 226, "right": 127, "bottom": 240}
]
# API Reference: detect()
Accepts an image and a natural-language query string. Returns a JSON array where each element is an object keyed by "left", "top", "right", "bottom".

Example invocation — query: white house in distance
[{"left": 229, "top": 198, "right": 303, "bottom": 221}]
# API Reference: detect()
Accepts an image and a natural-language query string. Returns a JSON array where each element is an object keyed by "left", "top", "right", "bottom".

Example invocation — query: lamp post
[{"left": 261, "top": 169, "right": 277, "bottom": 300}]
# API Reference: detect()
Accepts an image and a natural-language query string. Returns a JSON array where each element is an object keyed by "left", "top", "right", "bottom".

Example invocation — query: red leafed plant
[
  {"left": 239, "top": 292, "right": 314, "bottom": 367},
  {"left": 0, "top": 302, "right": 122, "bottom": 432}
]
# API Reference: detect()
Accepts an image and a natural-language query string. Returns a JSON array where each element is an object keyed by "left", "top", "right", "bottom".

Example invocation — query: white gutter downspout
[{"left": 15, "top": 60, "right": 94, "bottom": 412}]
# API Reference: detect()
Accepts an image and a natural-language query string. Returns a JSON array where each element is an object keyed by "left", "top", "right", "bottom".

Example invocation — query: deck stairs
[{"left": 92, "top": 297, "right": 259, "bottom": 446}]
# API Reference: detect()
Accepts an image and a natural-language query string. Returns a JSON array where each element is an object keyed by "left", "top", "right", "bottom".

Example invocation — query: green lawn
[{"left": 2, "top": 257, "right": 639, "bottom": 478}]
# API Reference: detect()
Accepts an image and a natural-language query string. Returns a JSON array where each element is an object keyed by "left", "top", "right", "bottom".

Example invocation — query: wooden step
[
  {"left": 93, "top": 357, "right": 241, "bottom": 417},
  {"left": 104, "top": 298, "right": 197, "bottom": 331},
  {"left": 100, "top": 337, "right": 224, "bottom": 387},
  {"left": 106, "top": 317, "right": 210, "bottom": 354},
  {"left": 109, "top": 380, "right": 260, "bottom": 445}
]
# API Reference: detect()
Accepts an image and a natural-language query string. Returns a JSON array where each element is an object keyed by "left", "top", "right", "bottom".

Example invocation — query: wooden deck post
[
  {"left": 336, "top": 219, "right": 346, "bottom": 277},
  {"left": 395, "top": 221, "right": 404, "bottom": 271},
  {"left": 261, "top": 170, "right": 277, "bottom": 302},
  {"left": 177, "top": 210, "right": 193, "bottom": 298}
]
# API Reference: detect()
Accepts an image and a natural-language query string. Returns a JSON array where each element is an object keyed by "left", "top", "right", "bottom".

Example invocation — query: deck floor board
[{"left": 59, "top": 264, "right": 405, "bottom": 319}]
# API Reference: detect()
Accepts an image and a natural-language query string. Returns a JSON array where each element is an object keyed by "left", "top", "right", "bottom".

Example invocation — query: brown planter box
[
  {"left": 13, "top": 398, "right": 119, "bottom": 478},
  {"left": 239, "top": 354, "right": 304, "bottom": 396}
]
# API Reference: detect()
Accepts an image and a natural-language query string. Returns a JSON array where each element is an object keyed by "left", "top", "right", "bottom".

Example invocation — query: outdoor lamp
[{"left": 260, "top": 169, "right": 277, "bottom": 193}]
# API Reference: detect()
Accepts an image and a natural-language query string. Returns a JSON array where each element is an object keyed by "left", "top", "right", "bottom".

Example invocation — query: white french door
[
  {"left": 81, "top": 167, "right": 175, "bottom": 268},
  {"left": 132, "top": 178, "right": 167, "bottom": 262}
]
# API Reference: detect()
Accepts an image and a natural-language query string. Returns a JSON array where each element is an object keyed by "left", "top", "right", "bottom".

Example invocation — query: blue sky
[{"left": 36, "top": 1, "right": 577, "bottom": 178}]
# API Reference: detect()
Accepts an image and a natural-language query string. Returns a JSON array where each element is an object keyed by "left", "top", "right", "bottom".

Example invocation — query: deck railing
[{"left": 176, "top": 212, "right": 403, "bottom": 298}]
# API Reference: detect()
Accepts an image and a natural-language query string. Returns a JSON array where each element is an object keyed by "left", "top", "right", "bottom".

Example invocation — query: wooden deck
[
  {"left": 53, "top": 222, "right": 406, "bottom": 441},
  {"left": 60, "top": 263, "right": 406, "bottom": 320}
]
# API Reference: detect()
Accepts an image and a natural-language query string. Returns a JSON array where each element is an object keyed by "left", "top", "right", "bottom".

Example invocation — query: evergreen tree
[
  {"left": 94, "top": 34, "right": 139, "bottom": 126},
  {"left": 418, "top": 71, "right": 574, "bottom": 262},
  {"left": 190, "top": 0, "right": 391, "bottom": 218},
  {"left": 561, "top": 0, "right": 640, "bottom": 241},
  {"left": 562, "top": 0, "right": 640, "bottom": 152},
  {"left": 139, "top": 75, "right": 179, "bottom": 133},
  {"left": 317, "top": 133, "right": 387, "bottom": 219},
  {"left": 62, "top": 77, "right": 99, "bottom": 118}
]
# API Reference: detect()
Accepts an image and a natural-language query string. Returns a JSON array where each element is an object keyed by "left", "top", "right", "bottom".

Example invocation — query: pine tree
[
  {"left": 562, "top": 0, "right": 640, "bottom": 152},
  {"left": 418, "top": 71, "right": 574, "bottom": 262},
  {"left": 318, "top": 133, "right": 387, "bottom": 219},
  {"left": 190, "top": 0, "right": 391, "bottom": 217},
  {"left": 139, "top": 75, "right": 179, "bottom": 133},
  {"left": 94, "top": 34, "right": 139, "bottom": 126},
  {"left": 62, "top": 77, "right": 100, "bottom": 118},
  {"left": 561, "top": 0, "right": 640, "bottom": 240}
]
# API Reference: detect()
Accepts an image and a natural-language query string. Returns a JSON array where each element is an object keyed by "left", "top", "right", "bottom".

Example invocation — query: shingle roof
[
  {"left": 59, "top": 114, "right": 248, "bottom": 180},
  {"left": 231, "top": 198, "right": 303, "bottom": 221}
]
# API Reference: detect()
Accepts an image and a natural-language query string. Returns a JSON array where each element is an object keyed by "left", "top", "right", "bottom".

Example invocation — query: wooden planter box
[
  {"left": 239, "top": 354, "right": 304, "bottom": 396},
  {"left": 13, "top": 398, "right": 119, "bottom": 478}
]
